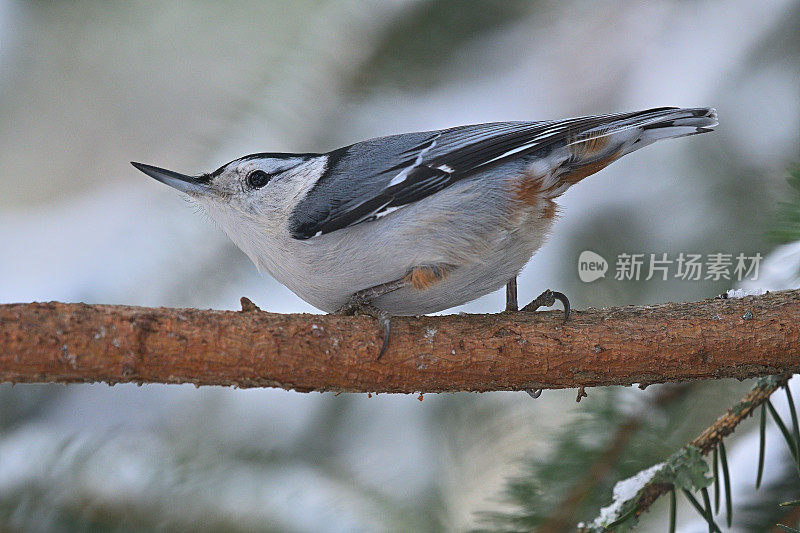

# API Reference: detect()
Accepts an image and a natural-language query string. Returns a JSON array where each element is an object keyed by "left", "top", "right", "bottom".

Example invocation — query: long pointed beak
[{"left": 131, "top": 162, "right": 210, "bottom": 195}]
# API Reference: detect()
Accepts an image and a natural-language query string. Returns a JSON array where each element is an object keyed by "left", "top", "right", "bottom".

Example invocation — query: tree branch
[
  {"left": 582, "top": 374, "right": 791, "bottom": 531},
  {"left": 638, "top": 374, "right": 791, "bottom": 511},
  {"left": 1, "top": 290, "right": 799, "bottom": 392}
]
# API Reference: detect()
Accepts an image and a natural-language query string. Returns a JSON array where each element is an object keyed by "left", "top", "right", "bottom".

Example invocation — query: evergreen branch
[
  {"left": 538, "top": 418, "right": 640, "bottom": 532},
  {"left": 537, "top": 386, "right": 689, "bottom": 532},
  {"left": 1, "top": 290, "right": 800, "bottom": 392},
  {"left": 581, "top": 374, "right": 792, "bottom": 531}
]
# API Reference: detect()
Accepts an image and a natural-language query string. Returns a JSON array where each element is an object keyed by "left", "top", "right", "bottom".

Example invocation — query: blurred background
[{"left": 1, "top": 0, "right": 799, "bottom": 531}]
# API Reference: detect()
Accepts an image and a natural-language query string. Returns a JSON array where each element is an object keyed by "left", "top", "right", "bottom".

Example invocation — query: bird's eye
[{"left": 246, "top": 170, "right": 270, "bottom": 189}]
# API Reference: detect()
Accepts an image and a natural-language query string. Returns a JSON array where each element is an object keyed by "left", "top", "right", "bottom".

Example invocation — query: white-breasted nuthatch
[{"left": 133, "top": 107, "right": 717, "bottom": 357}]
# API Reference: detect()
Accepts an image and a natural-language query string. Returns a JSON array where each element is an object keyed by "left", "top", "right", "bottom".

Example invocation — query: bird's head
[{"left": 131, "top": 154, "right": 325, "bottom": 236}]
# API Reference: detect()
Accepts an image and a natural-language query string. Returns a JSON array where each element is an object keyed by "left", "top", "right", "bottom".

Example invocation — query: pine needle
[
  {"left": 668, "top": 488, "right": 677, "bottom": 533},
  {"left": 757, "top": 403, "right": 767, "bottom": 489},
  {"left": 683, "top": 489, "right": 722, "bottom": 533},
  {"left": 783, "top": 384, "right": 800, "bottom": 470},
  {"left": 718, "top": 441, "right": 732, "bottom": 528},
  {"left": 767, "top": 400, "right": 799, "bottom": 464},
  {"left": 712, "top": 446, "right": 719, "bottom": 513}
]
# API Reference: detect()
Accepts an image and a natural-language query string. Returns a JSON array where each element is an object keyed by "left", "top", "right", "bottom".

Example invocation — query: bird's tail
[
  {"left": 541, "top": 107, "right": 718, "bottom": 197},
  {"left": 625, "top": 106, "right": 718, "bottom": 144}
]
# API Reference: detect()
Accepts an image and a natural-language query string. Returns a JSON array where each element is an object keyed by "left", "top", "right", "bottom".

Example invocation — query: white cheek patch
[{"left": 286, "top": 158, "right": 329, "bottom": 204}]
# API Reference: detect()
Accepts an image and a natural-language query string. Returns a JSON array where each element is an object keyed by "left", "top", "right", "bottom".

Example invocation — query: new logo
[{"left": 578, "top": 250, "right": 608, "bottom": 282}]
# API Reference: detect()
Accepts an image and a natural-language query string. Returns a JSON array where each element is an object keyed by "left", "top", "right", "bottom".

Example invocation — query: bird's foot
[
  {"left": 335, "top": 296, "right": 392, "bottom": 360},
  {"left": 521, "top": 289, "right": 571, "bottom": 323}
]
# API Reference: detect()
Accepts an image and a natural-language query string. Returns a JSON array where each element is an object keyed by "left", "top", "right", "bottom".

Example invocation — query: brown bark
[{"left": 0, "top": 290, "right": 798, "bottom": 392}]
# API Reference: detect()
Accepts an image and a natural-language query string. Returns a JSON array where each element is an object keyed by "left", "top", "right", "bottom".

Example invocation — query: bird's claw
[
  {"left": 335, "top": 298, "right": 392, "bottom": 360},
  {"left": 521, "top": 289, "right": 571, "bottom": 323}
]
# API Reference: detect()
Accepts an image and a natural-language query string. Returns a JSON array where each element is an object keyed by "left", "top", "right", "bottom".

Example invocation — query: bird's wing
[{"left": 288, "top": 108, "right": 679, "bottom": 239}]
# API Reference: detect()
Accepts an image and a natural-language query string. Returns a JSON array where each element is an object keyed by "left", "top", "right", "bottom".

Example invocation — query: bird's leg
[
  {"left": 521, "top": 289, "right": 571, "bottom": 323},
  {"left": 505, "top": 278, "right": 519, "bottom": 312},
  {"left": 335, "top": 278, "right": 407, "bottom": 360},
  {"left": 336, "top": 278, "right": 408, "bottom": 314},
  {"left": 506, "top": 281, "right": 570, "bottom": 399},
  {"left": 336, "top": 264, "right": 455, "bottom": 359}
]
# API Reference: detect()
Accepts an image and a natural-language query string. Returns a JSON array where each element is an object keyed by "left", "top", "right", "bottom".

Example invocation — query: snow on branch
[{"left": 0, "top": 290, "right": 799, "bottom": 393}]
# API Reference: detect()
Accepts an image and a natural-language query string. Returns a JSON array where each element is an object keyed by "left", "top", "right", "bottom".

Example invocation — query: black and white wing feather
[{"left": 288, "top": 107, "right": 715, "bottom": 239}]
